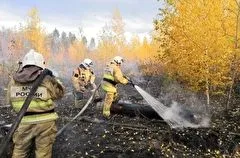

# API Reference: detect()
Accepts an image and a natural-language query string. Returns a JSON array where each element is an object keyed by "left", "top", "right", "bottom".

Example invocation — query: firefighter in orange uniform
[{"left": 71, "top": 58, "right": 97, "bottom": 108}]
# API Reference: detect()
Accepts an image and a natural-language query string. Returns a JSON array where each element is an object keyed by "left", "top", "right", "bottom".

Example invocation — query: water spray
[{"left": 133, "top": 85, "right": 210, "bottom": 128}]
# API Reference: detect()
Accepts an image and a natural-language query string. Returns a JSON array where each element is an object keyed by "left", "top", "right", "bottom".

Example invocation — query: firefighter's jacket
[
  {"left": 101, "top": 62, "right": 128, "bottom": 93},
  {"left": 72, "top": 65, "right": 96, "bottom": 93},
  {"left": 7, "top": 66, "right": 64, "bottom": 124}
]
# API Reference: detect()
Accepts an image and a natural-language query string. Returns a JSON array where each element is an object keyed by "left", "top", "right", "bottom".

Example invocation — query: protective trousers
[
  {"left": 74, "top": 90, "right": 100, "bottom": 108},
  {"left": 103, "top": 92, "right": 118, "bottom": 118},
  {"left": 74, "top": 99, "right": 87, "bottom": 108},
  {"left": 74, "top": 91, "right": 85, "bottom": 108},
  {"left": 12, "top": 121, "right": 57, "bottom": 158}
]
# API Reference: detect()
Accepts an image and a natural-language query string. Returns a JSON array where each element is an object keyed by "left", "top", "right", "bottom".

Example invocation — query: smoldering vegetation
[{"left": 0, "top": 55, "right": 240, "bottom": 157}]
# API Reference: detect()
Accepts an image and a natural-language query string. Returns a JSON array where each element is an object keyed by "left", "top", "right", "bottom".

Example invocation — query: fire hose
[
  {"left": 56, "top": 83, "right": 101, "bottom": 137},
  {"left": 0, "top": 69, "right": 52, "bottom": 157}
]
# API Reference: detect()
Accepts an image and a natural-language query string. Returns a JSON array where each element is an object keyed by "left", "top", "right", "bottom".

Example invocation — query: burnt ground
[{"left": 0, "top": 76, "right": 240, "bottom": 158}]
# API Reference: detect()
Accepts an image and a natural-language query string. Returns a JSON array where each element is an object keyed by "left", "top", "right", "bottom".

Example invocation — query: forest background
[{"left": 1, "top": 0, "right": 240, "bottom": 111}]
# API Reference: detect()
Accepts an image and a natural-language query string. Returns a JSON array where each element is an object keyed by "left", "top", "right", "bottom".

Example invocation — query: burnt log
[
  {"left": 110, "top": 102, "right": 163, "bottom": 119},
  {"left": 110, "top": 102, "right": 199, "bottom": 124}
]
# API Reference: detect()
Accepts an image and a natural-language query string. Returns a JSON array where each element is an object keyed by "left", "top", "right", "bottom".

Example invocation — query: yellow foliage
[
  {"left": 122, "top": 35, "right": 160, "bottom": 75},
  {"left": 155, "top": 0, "right": 236, "bottom": 94},
  {"left": 96, "top": 40, "right": 118, "bottom": 66},
  {"left": 68, "top": 40, "right": 86, "bottom": 63},
  {"left": 24, "top": 8, "right": 48, "bottom": 57},
  {"left": 112, "top": 8, "right": 125, "bottom": 39}
]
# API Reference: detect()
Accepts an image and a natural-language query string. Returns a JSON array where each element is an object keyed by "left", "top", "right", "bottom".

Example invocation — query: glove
[
  {"left": 127, "top": 79, "right": 135, "bottom": 87},
  {"left": 56, "top": 79, "right": 63, "bottom": 86},
  {"left": 125, "top": 76, "right": 134, "bottom": 87},
  {"left": 91, "top": 88, "right": 96, "bottom": 93},
  {"left": 45, "top": 69, "right": 53, "bottom": 76},
  {"left": 90, "top": 83, "right": 97, "bottom": 93},
  {"left": 124, "top": 76, "right": 130, "bottom": 80}
]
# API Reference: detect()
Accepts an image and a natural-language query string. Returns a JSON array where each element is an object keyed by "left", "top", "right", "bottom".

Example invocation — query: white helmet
[
  {"left": 81, "top": 58, "right": 93, "bottom": 68},
  {"left": 21, "top": 49, "right": 45, "bottom": 68},
  {"left": 113, "top": 56, "right": 124, "bottom": 65}
]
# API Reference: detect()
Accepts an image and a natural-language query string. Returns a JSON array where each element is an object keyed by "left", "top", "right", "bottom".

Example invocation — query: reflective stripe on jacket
[
  {"left": 11, "top": 99, "right": 54, "bottom": 112},
  {"left": 8, "top": 75, "right": 64, "bottom": 124},
  {"left": 20, "top": 112, "right": 58, "bottom": 124}
]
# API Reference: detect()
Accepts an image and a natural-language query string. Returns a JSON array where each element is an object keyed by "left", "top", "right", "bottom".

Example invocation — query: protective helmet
[
  {"left": 81, "top": 58, "right": 93, "bottom": 68},
  {"left": 21, "top": 49, "right": 45, "bottom": 68},
  {"left": 113, "top": 56, "right": 124, "bottom": 65}
]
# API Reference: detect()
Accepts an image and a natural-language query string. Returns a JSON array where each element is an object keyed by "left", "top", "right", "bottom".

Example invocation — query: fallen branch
[
  {"left": 0, "top": 124, "right": 12, "bottom": 129},
  {"left": 81, "top": 117, "right": 169, "bottom": 132},
  {"left": 229, "top": 132, "right": 240, "bottom": 136},
  {"left": 0, "top": 105, "right": 11, "bottom": 108}
]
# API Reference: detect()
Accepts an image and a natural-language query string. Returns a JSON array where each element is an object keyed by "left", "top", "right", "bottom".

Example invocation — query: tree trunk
[
  {"left": 110, "top": 102, "right": 197, "bottom": 124},
  {"left": 225, "top": 3, "right": 240, "bottom": 112},
  {"left": 206, "top": 78, "right": 210, "bottom": 106},
  {"left": 111, "top": 102, "right": 163, "bottom": 119},
  {"left": 226, "top": 72, "right": 236, "bottom": 112}
]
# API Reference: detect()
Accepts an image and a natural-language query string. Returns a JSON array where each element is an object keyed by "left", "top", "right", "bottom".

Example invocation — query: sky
[{"left": 0, "top": 0, "right": 162, "bottom": 42}]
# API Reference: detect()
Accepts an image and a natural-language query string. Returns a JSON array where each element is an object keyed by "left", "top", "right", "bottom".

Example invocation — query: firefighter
[
  {"left": 71, "top": 58, "right": 97, "bottom": 108},
  {"left": 7, "top": 49, "right": 64, "bottom": 158},
  {"left": 101, "top": 56, "right": 134, "bottom": 118}
]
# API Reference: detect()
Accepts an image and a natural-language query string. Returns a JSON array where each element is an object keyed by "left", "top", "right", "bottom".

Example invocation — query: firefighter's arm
[
  {"left": 72, "top": 76, "right": 81, "bottom": 91},
  {"left": 72, "top": 70, "right": 81, "bottom": 91},
  {"left": 124, "top": 76, "right": 135, "bottom": 87},
  {"left": 42, "top": 76, "right": 65, "bottom": 100},
  {"left": 89, "top": 72, "right": 97, "bottom": 91},
  {"left": 114, "top": 67, "right": 128, "bottom": 85},
  {"left": 90, "top": 72, "right": 95, "bottom": 84}
]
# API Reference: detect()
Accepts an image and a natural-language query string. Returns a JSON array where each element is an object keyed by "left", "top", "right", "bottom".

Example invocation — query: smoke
[
  {"left": 123, "top": 61, "right": 145, "bottom": 83},
  {"left": 134, "top": 85, "right": 210, "bottom": 128},
  {"left": 162, "top": 101, "right": 210, "bottom": 128},
  {"left": 158, "top": 82, "right": 211, "bottom": 127}
]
